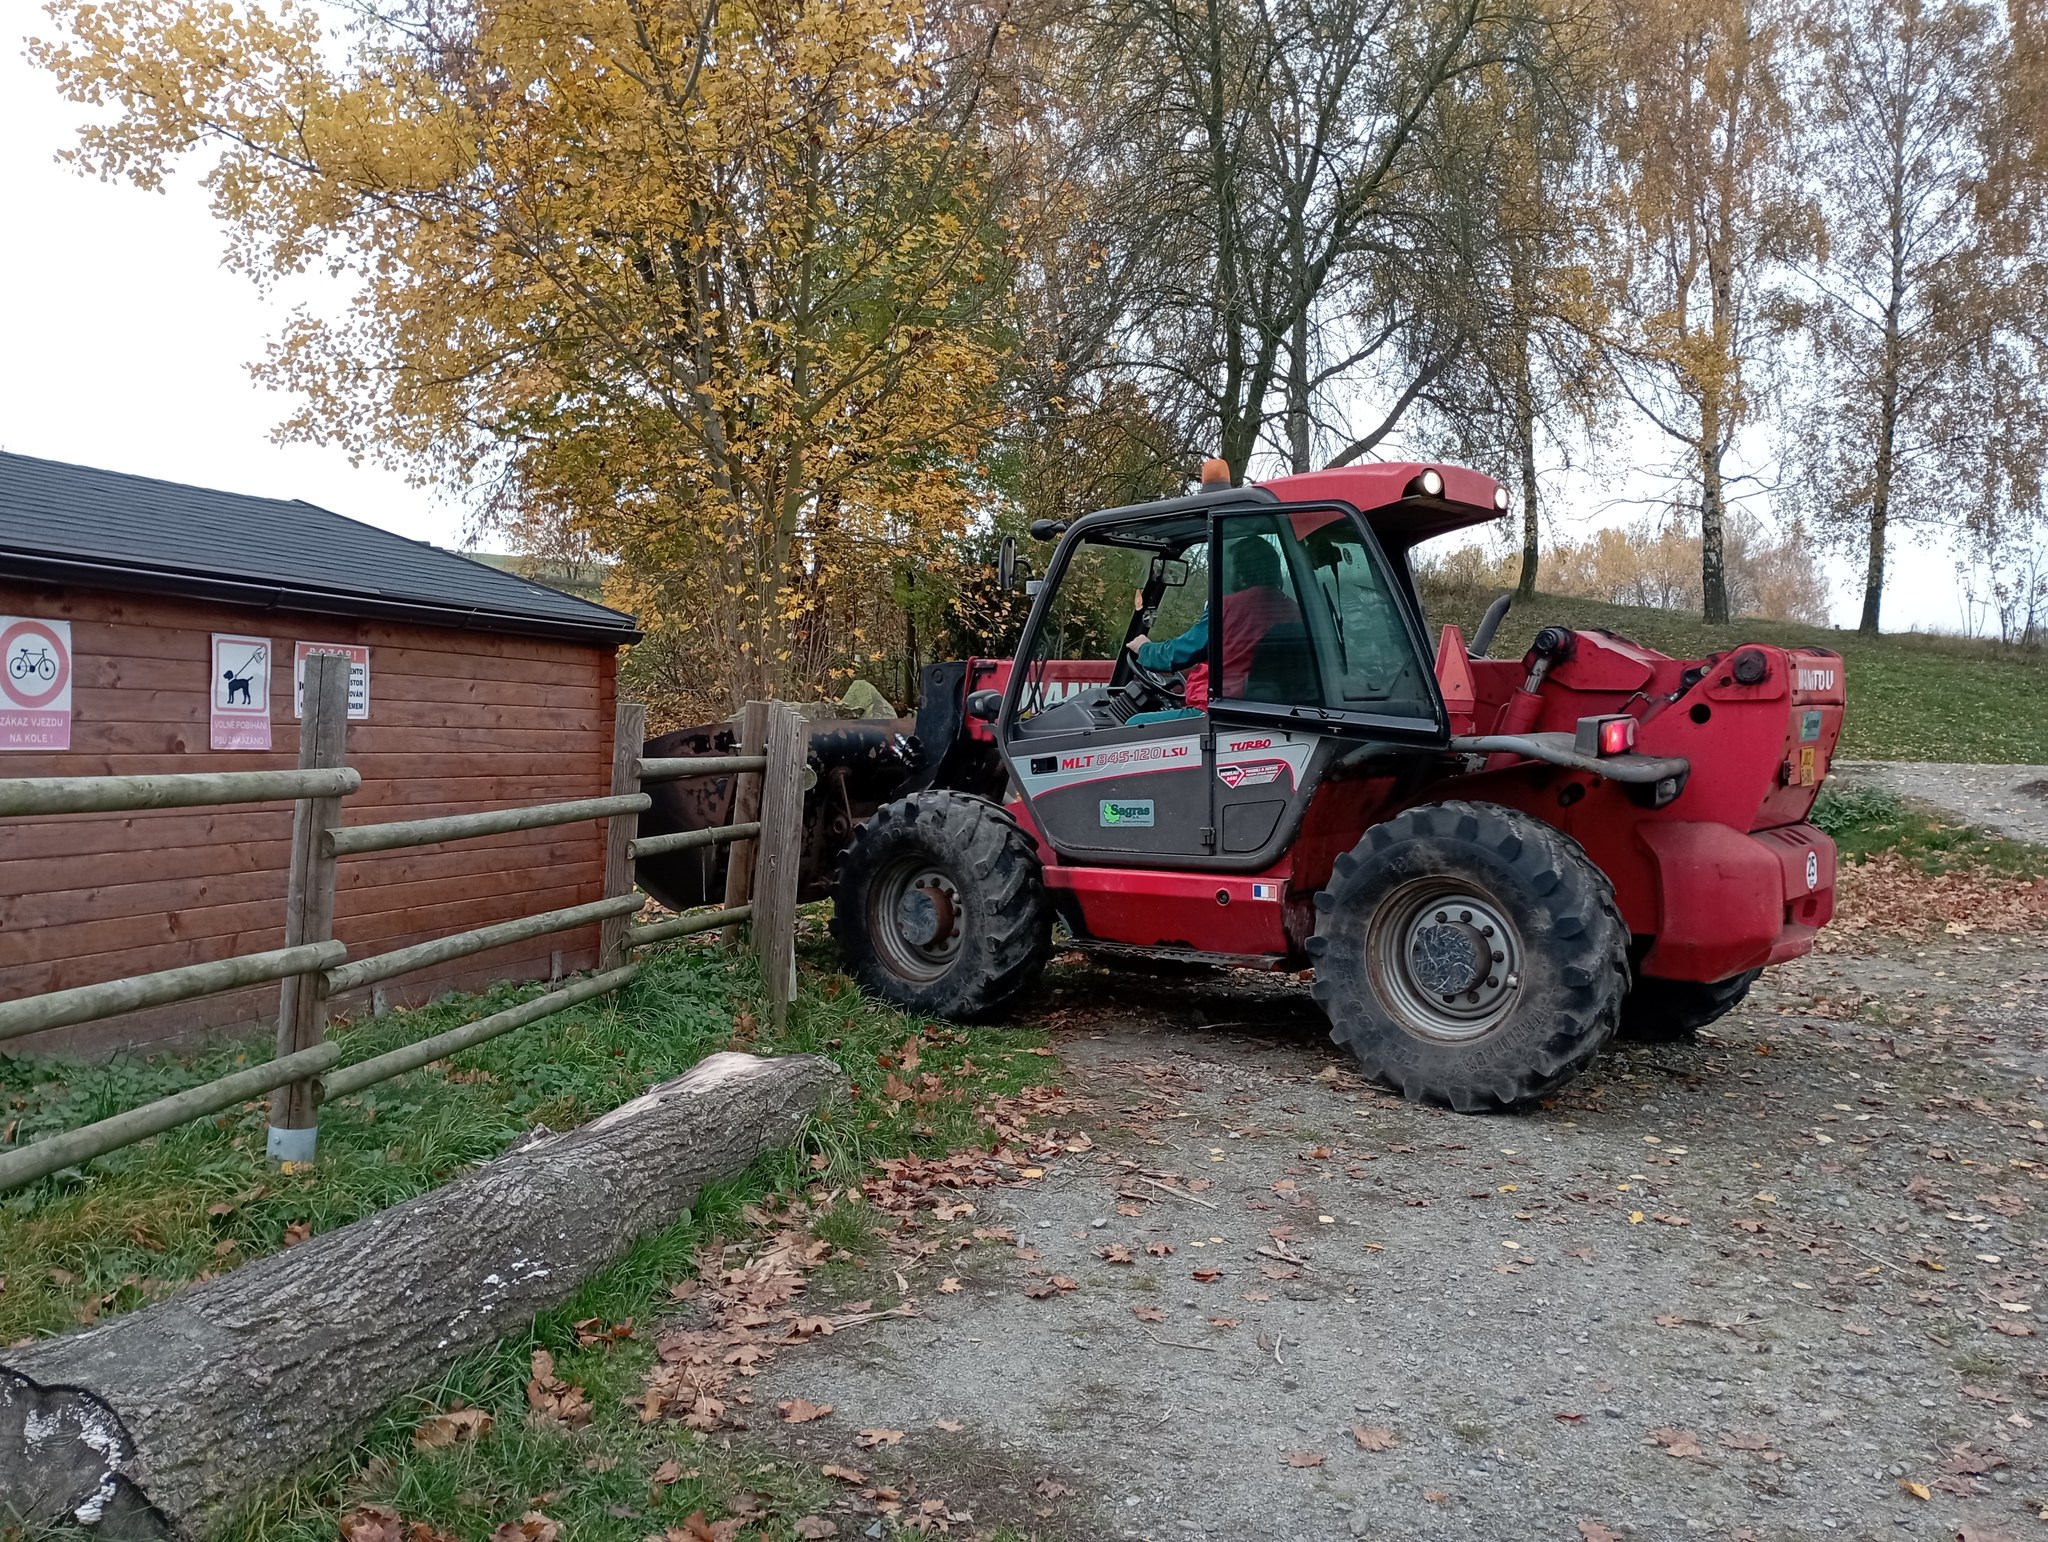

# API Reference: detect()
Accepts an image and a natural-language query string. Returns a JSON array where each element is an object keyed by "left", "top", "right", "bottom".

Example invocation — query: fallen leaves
[
  {"left": 777, "top": 1397, "right": 833, "bottom": 1424},
  {"left": 1836, "top": 851, "right": 2048, "bottom": 937},
  {"left": 524, "top": 1349, "right": 591, "bottom": 1429},
  {"left": 856, "top": 1427, "right": 906, "bottom": 1448},
  {"left": 339, "top": 1507, "right": 459, "bottom": 1542},
  {"left": 1648, "top": 1427, "right": 1707, "bottom": 1462},
  {"left": 487, "top": 1514, "right": 561, "bottom": 1542},
  {"left": 411, "top": 1407, "right": 492, "bottom": 1451},
  {"left": 1717, "top": 1431, "right": 1783, "bottom": 1462},
  {"left": 1191, "top": 1267, "right": 1221, "bottom": 1282},
  {"left": 1133, "top": 1304, "right": 1166, "bottom": 1322},
  {"left": 1577, "top": 1522, "right": 1622, "bottom": 1542},
  {"left": 1351, "top": 1425, "right": 1398, "bottom": 1451},
  {"left": 1284, "top": 1450, "right": 1324, "bottom": 1468},
  {"left": 822, "top": 1462, "right": 866, "bottom": 1484}
]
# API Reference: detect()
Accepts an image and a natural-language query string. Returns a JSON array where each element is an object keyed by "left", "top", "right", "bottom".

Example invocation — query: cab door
[
  {"left": 1001, "top": 514, "right": 1215, "bottom": 863},
  {"left": 1206, "top": 505, "right": 1446, "bottom": 861}
]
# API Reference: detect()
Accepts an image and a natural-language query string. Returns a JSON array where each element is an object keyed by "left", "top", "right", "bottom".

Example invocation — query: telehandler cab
[{"left": 640, "top": 459, "right": 1845, "bottom": 1111}]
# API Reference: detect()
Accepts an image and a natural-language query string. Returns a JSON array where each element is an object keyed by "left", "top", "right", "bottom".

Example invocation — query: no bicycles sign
[{"left": 0, "top": 616, "right": 73, "bottom": 750}]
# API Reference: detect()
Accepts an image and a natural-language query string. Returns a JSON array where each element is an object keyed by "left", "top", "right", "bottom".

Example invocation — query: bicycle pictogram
[{"left": 9, "top": 646, "right": 56, "bottom": 682}]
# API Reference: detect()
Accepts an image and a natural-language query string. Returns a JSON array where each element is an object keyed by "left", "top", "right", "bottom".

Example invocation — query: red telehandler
[{"left": 637, "top": 460, "right": 1845, "bottom": 1111}]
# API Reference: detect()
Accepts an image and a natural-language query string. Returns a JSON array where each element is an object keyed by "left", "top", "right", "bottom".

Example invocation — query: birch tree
[{"left": 1599, "top": 0, "right": 1808, "bottom": 624}]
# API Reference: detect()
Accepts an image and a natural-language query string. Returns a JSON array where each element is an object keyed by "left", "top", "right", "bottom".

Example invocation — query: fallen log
[{"left": 1, "top": 1050, "right": 837, "bottom": 1540}]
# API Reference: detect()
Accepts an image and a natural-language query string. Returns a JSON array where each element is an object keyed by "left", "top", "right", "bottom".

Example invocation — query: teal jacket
[{"left": 1135, "top": 609, "right": 1209, "bottom": 671}]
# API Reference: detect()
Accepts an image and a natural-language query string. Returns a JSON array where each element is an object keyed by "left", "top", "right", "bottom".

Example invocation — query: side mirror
[
  {"left": 1150, "top": 555, "right": 1191, "bottom": 588},
  {"left": 966, "top": 689, "right": 1002, "bottom": 722},
  {"left": 996, "top": 535, "right": 1018, "bottom": 592}
]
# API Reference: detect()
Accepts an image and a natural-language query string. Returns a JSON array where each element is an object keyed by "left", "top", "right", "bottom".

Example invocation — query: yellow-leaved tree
[{"left": 34, "top": 0, "right": 1015, "bottom": 713}]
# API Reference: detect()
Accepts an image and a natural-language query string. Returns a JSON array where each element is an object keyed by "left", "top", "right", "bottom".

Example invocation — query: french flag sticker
[{"left": 1251, "top": 882, "right": 1280, "bottom": 901}]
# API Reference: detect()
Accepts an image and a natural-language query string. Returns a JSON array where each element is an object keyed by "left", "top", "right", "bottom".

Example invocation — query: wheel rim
[
  {"left": 1365, "top": 878, "right": 1523, "bottom": 1042},
  {"left": 867, "top": 856, "right": 964, "bottom": 984}
]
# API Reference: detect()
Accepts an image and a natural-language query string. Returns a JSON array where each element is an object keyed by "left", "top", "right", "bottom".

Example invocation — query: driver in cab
[{"left": 1126, "top": 536, "right": 1299, "bottom": 718}]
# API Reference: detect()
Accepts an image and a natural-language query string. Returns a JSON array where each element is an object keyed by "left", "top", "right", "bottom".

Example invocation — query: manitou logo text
[{"left": 1795, "top": 667, "right": 1836, "bottom": 693}]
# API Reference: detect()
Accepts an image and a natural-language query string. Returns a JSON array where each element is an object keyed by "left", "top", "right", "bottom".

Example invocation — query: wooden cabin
[{"left": 0, "top": 451, "right": 641, "bottom": 1058}]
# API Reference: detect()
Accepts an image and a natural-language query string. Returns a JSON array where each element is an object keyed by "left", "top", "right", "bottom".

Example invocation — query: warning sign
[
  {"left": 211, "top": 633, "right": 273, "bottom": 750},
  {"left": 1, "top": 616, "right": 73, "bottom": 750},
  {"left": 293, "top": 642, "right": 370, "bottom": 720}
]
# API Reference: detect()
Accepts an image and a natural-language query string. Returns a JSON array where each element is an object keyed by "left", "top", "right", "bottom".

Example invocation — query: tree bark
[
  {"left": 1511, "top": 315, "right": 1540, "bottom": 600},
  {"left": 1699, "top": 393, "right": 1731, "bottom": 625},
  {"left": 1, "top": 1051, "right": 837, "bottom": 1541}
]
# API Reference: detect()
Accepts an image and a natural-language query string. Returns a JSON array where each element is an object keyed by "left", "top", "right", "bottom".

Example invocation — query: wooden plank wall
[{"left": 0, "top": 581, "right": 617, "bottom": 1058}]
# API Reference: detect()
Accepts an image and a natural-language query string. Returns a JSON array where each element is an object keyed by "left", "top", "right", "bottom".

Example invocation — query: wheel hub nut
[
  {"left": 1411, "top": 922, "right": 1487, "bottom": 996},
  {"left": 898, "top": 883, "right": 955, "bottom": 947}
]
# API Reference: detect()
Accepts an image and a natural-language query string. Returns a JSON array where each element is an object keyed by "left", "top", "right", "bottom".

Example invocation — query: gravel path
[
  {"left": 1834, "top": 762, "right": 2048, "bottom": 847},
  {"left": 747, "top": 946, "right": 2048, "bottom": 1542}
]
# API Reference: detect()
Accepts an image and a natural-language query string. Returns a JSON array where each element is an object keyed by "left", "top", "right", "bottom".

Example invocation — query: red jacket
[{"left": 1185, "top": 585, "right": 1299, "bottom": 708}]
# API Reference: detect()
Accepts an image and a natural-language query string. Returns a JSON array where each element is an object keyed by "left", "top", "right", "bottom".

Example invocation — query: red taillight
[{"left": 1575, "top": 713, "right": 1638, "bottom": 757}]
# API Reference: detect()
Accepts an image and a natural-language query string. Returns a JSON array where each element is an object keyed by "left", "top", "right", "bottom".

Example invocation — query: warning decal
[{"left": 294, "top": 642, "right": 371, "bottom": 720}]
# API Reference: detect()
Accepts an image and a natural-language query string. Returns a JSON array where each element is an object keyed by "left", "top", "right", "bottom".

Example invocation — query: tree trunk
[
  {"left": 1, "top": 1051, "right": 837, "bottom": 1541},
  {"left": 1512, "top": 321, "right": 1540, "bottom": 600},
  {"left": 1698, "top": 395, "right": 1731, "bottom": 625}
]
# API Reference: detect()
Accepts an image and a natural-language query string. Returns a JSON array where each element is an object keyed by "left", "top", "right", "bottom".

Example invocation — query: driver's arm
[{"left": 1130, "top": 607, "right": 1208, "bottom": 670}]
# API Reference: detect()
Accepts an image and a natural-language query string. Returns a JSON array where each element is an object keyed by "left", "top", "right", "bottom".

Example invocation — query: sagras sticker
[{"left": 1100, "top": 799, "right": 1155, "bottom": 828}]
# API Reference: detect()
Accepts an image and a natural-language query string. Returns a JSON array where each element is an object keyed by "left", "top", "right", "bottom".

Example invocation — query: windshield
[{"left": 1018, "top": 520, "right": 1209, "bottom": 718}]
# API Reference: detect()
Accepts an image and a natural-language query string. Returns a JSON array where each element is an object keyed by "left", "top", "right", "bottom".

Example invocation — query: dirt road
[{"left": 746, "top": 940, "right": 2047, "bottom": 1541}]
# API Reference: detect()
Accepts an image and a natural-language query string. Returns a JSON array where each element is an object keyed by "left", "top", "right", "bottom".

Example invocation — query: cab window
[{"left": 1212, "top": 508, "right": 1434, "bottom": 722}]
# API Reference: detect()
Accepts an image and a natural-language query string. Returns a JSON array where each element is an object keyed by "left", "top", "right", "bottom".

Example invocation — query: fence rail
[
  {"left": 0, "top": 657, "right": 807, "bottom": 1193},
  {"left": 0, "top": 766, "right": 363, "bottom": 818}
]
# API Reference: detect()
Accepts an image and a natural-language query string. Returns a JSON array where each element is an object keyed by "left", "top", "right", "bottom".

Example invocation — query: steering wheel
[
  {"left": 1109, "top": 601, "right": 1158, "bottom": 689},
  {"left": 1125, "top": 652, "right": 1184, "bottom": 697}
]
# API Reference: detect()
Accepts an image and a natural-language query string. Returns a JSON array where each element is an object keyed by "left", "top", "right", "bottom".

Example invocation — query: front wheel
[
  {"left": 832, "top": 791, "right": 1052, "bottom": 1021},
  {"left": 1308, "top": 800, "right": 1629, "bottom": 1112}
]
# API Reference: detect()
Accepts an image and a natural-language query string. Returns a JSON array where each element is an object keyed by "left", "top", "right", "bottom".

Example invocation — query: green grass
[
  {"left": 1809, "top": 782, "right": 2048, "bottom": 878},
  {"left": 1421, "top": 581, "right": 2048, "bottom": 764},
  {"left": 2, "top": 918, "right": 1058, "bottom": 1541}
]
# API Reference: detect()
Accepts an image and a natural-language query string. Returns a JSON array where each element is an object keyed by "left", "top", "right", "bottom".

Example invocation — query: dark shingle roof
[{"left": 0, "top": 451, "right": 639, "bottom": 644}]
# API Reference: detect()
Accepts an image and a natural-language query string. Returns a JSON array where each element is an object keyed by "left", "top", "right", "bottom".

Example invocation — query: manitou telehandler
[{"left": 637, "top": 460, "right": 1845, "bottom": 1111}]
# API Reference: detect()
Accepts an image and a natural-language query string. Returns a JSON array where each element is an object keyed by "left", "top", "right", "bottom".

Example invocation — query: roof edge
[{"left": 0, "top": 549, "right": 644, "bottom": 647}]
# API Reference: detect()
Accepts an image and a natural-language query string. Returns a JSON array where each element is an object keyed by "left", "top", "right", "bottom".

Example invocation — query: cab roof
[
  {"left": 1256, "top": 463, "right": 1504, "bottom": 548},
  {"left": 1061, "top": 460, "right": 1505, "bottom": 553}
]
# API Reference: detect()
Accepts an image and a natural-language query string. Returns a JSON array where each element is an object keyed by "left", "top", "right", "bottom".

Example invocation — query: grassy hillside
[
  {"left": 470, "top": 551, "right": 614, "bottom": 605},
  {"left": 1420, "top": 582, "right": 2048, "bottom": 763}
]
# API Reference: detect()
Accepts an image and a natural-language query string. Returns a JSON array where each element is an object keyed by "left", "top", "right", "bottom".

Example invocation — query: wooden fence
[{"left": 0, "top": 654, "right": 808, "bottom": 1191}]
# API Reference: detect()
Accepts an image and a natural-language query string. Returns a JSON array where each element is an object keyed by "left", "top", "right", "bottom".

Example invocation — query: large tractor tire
[
  {"left": 1617, "top": 969, "right": 1761, "bottom": 1042},
  {"left": 832, "top": 791, "right": 1052, "bottom": 1021},
  {"left": 1307, "top": 800, "right": 1629, "bottom": 1112}
]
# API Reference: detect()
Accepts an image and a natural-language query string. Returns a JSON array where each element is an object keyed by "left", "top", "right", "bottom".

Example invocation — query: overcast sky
[{"left": 0, "top": 32, "right": 1980, "bottom": 632}]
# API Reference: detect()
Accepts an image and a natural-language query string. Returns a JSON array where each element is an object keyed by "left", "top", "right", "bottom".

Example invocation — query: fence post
[
  {"left": 600, "top": 701, "right": 647, "bottom": 970},
  {"left": 720, "top": 700, "right": 771, "bottom": 944},
  {"left": 267, "top": 652, "right": 350, "bottom": 1164},
  {"left": 752, "top": 702, "right": 806, "bottom": 1028}
]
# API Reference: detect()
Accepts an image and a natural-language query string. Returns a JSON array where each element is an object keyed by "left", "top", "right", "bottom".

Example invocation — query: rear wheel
[
  {"left": 1618, "top": 969, "right": 1760, "bottom": 1042},
  {"left": 1308, "top": 800, "right": 1628, "bottom": 1112},
  {"left": 833, "top": 791, "right": 1051, "bottom": 1021}
]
